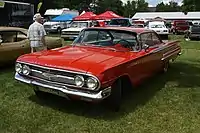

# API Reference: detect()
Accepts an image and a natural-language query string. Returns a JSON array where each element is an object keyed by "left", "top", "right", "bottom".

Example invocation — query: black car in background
[
  {"left": 108, "top": 18, "right": 133, "bottom": 27},
  {"left": 185, "top": 25, "right": 200, "bottom": 40}
]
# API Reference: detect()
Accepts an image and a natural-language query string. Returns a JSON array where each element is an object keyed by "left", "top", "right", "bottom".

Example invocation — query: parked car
[
  {"left": 43, "top": 21, "right": 71, "bottom": 33},
  {"left": 171, "top": 20, "right": 189, "bottom": 34},
  {"left": 192, "top": 21, "right": 200, "bottom": 26},
  {"left": 146, "top": 21, "right": 169, "bottom": 40},
  {"left": 108, "top": 18, "right": 133, "bottom": 27},
  {"left": 184, "top": 25, "right": 200, "bottom": 40},
  {"left": 61, "top": 21, "right": 93, "bottom": 40},
  {"left": 131, "top": 24, "right": 144, "bottom": 28},
  {"left": 0, "top": 27, "right": 64, "bottom": 66},
  {"left": 15, "top": 27, "right": 181, "bottom": 111}
]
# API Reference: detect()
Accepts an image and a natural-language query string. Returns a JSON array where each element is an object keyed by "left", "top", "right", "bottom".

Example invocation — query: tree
[
  {"left": 95, "top": 0, "right": 124, "bottom": 15},
  {"left": 136, "top": 0, "right": 148, "bottom": 12},
  {"left": 181, "top": 0, "right": 200, "bottom": 12},
  {"left": 123, "top": 0, "right": 148, "bottom": 17},
  {"left": 156, "top": 1, "right": 181, "bottom": 12},
  {"left": 36, "top": 0, "right": 93, "bottom": 15},
  {"left": 123, "top": 0, "right": 136, "bottom": 17}
]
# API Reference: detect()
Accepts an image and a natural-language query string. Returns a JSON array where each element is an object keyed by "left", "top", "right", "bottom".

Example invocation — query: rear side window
[{"left": 139, "top": 32, "right": 161, "bottom": 47}]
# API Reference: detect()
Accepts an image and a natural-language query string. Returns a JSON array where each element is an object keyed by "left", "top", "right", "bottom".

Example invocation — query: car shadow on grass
[{"left": 29, "top": 61, "right": 200, "bottom": 120}]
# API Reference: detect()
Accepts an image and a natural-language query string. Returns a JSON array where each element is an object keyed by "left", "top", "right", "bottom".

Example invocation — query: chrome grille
[
  {"left": 18, "top": 63, "right": 101, "bottom": 91},
  {"left": 29, "top": 66, "right": 76, "bottom": 85}
]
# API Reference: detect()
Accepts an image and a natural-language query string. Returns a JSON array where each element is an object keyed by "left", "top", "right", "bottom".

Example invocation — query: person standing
[{"left": 27, "top": 13, "right": 47, "bottom": 53}]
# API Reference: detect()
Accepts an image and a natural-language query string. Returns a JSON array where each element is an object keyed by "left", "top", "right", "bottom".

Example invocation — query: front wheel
[
  {"left": 34, "top": 87, "right": 47, "bottom": 99},
  {"left": 57, "top": 27, "right": 62, "bottom": 34},
  {"left": 161, "top": 60, "right": 169, "bottom": 73},
  {"left": 106, "top": 79, "right": 122, "bottom": 112}
]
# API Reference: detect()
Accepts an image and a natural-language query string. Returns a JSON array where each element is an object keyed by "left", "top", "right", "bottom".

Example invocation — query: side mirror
[{"left": 143, "top": 44, "right": 149, "bottom": 51}]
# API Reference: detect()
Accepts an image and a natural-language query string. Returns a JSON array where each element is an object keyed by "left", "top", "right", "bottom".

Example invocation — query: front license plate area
[{"left": 38, "top": 87, "right": 69, "bottom": 99}]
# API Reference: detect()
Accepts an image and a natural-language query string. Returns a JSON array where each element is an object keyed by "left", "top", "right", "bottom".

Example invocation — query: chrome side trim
[
  {"left": 163, "top": 47, "right": 180, "bottom": 57},
  {"left": 151, "top": 44, "right": 172, "bottom": 53},
  {"left": 16, "top": 61, "right": 101, "bottom": 90},
  {"left": 15, "top": 73, "right": 111, "bottom": 100},
  {"left": 161, "top": 50, "right": 180, "bottom": 61}
]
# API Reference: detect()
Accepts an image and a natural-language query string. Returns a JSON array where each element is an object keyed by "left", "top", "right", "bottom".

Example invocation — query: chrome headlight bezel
[
  {"left": 74, "top": 75, "right": 85, "bottom": 87},
  {"left": 15, "top": 63, "right": 23, "bottom": 73},
  {"left": 86, "top": 77, "right": 98, "bottom": 90},
  {"left": 22, "top": 65, "right": 31, "bottom": 76}
]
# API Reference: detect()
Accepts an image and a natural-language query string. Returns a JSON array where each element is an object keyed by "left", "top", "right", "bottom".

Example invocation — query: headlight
[
  {"left": 15, "top": 63, "right": 22, "bottom": 73},
  {"left": 74, "top": 75, "right": 84, "bottom": 87},
  {"left": 86, "top": 77, "right": 98, "bottom": 90},
  {"left": 22, "top": 65, "right": 31, "bottom": 76}
]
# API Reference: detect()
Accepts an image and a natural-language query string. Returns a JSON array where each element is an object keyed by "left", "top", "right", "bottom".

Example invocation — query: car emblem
[{"left": 42, "top": 72, "right": 56, "bottom": 80}]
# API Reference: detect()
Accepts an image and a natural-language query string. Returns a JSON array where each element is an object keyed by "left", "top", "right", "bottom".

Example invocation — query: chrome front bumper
[{"left": 15, "top": 73, "right": 111, "bottom": 101}]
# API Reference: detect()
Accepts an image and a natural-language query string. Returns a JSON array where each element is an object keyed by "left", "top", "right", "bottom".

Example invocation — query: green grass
[{"left": 1, "top": 35, "right": 200, "bottom": 133}]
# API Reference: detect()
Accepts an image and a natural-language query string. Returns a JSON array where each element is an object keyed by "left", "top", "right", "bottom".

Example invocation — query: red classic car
[{"left": 15, "top": 27, "right": 181, "bottom": 111}]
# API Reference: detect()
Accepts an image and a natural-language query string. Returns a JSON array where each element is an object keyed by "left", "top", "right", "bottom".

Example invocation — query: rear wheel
[{"left": 106, "top": 79, "right": 122, "bottom": 112}]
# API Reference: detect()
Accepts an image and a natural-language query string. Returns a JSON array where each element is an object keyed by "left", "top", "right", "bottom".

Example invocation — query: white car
[
  {"left": 61, "top": 21, "right": 93, "bottom": 40},
  {"left": 43, "top": 21, "right": 70, "bottom": 33},
  {"left": 146, "top": 21, "right": 169, "bottom": 40}
]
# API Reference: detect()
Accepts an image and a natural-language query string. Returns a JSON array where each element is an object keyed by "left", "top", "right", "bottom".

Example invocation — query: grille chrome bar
[
  {"left": 31, "top": 69, "right": 74, "bottom": 80},
  {"left": 30, "top": 68, "right": 75, "bottom": 86},
  {"left": 16, "top": 61, "right": 101, "bottom": 91}
]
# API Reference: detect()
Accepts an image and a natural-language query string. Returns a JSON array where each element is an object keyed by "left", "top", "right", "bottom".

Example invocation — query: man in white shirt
[{"left": 27, "top": 13, "right": 47, "bottom": 53}]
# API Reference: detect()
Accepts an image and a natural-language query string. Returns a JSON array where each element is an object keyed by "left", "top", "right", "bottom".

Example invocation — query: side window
[
  {"left": 0, "top": 31, "right": 17, "bottom": 43},
  {"left": 81, "top": 30, "right": 98, "bottom": 43},
  {"left": 151, "top": 32, "right": 161, "bottom": 45},
  {"left": 139, "top": 33, "right": 152, "bottom": 46},
  {"left": 98, "top": 31, "right": 111, "bottom": 41},
  {"left": 140, "top": 32, "right": 161, "bottom": 47},
  {"left": 97, "top": 31, "right": 112, "bottom": 46},
  {"left": 17, "top": 32, "right": 27, "bottom": 42}
]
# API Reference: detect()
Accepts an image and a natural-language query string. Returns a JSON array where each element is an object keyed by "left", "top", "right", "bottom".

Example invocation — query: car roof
[
  {"left": 0, "top": 27, "right": 27, "bottom": 34},
  {"left": 86, "top": 27, "right": 152, "bottom": 34}
]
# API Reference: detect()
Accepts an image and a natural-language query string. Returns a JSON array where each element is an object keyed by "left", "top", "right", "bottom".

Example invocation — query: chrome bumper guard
[{"left": 15, "top": 73, "right": 111, "bottom": 101}]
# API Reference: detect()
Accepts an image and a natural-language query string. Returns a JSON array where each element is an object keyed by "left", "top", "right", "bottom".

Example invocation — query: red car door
[{"left": 138, "top": 32, "right": 163, "bottom": 78}]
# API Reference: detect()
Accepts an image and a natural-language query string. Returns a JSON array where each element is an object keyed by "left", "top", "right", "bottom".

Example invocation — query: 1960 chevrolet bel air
[
  {"left": 0, "top": 27, "right": 64, "bottom": 66},
  {"left": 15, "top": 27, "right": 181, "bottom": 111}
]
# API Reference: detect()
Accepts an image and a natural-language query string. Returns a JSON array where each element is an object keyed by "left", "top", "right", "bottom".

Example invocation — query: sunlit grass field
[{"left": 0, "top": 35, "right": 200, "bottom": 133}]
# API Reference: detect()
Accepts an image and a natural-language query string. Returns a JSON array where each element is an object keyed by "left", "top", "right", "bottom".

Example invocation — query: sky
[{"left": 121, "top": 0, "right": 183, "bottom": 6}]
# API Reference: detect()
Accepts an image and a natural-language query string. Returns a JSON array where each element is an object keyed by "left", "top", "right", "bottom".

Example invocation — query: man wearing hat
[{"left": 27, "top": 13, "right": 47, "bottom": 53}]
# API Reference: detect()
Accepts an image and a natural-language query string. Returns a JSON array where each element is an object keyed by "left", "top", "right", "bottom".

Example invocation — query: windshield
[
  {"left": 150, "top": 24, "right": 165, "bottom": 28},
  {"left": 109, "top": 19, "right": 131, "bottom": 26},
  {"left": 73, "top": 29, "right": 138, "bottom": 50},
  {"left": 70, "top": 22, "right": 88, "bottom": 28}
]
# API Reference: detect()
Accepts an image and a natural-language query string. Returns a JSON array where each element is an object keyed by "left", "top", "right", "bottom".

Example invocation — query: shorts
[{"left": 31, "top": 46, "right": 47, "bottom": 52}]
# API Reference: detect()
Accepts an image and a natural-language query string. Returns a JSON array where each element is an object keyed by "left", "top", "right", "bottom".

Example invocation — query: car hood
[{"left": 17, "top": 46, "right": 131, "bottom": 75}]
